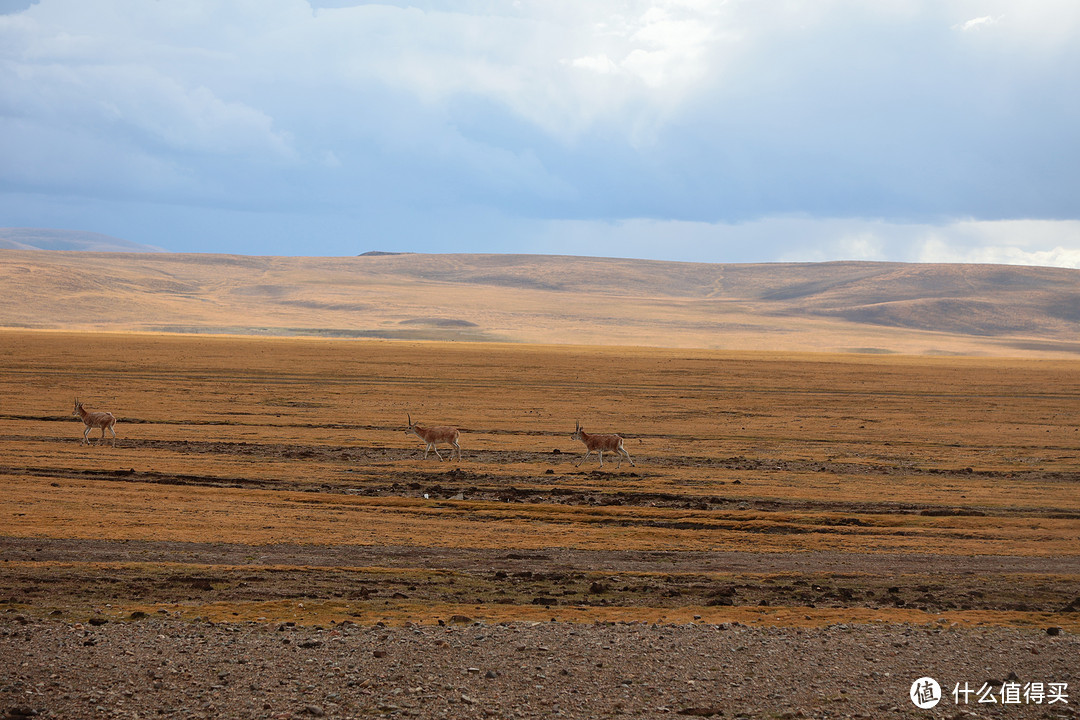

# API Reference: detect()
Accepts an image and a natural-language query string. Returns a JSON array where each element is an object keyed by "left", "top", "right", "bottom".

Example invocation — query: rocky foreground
[{"left": 1, "top": 615, "right": 1076, "bottom": 719}]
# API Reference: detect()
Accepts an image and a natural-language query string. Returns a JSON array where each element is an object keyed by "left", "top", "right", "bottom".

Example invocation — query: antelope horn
[{"left": 407, "top": 413, "right": 412, "bottom": 426}]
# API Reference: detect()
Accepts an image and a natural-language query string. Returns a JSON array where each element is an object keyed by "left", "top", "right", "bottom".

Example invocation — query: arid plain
[
  {"left": 2, "top": 250, "right": 1079, "bottom": 718},
  {"left": 3, "top": 329, "right": 1078, "bottom": 628}
]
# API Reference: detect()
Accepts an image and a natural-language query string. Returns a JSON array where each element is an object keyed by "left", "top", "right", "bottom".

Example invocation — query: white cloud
[
  {"left": 919, "top": 240, "right": 1080, "bottom": 268},
  {"left": 1, "top": 0, "right": 1078, "bottom": 257},
  {"left": 916, "top": 220, "right": 1080, "bottom": 268},
  {"left": 0, "top": 4, "right": 295, "bottom": 161},
  {"left": 528, "top": 217, "right": 1080, "bottom": 268},
  {"left": 955, "top": 15, "right": 1004, "bottom": 32},
  {"left": 781, "top": 232, "right": 887, "bottom": 263},
  {"left": 568, "top": 54, "right": 620, "bottom": 74}
]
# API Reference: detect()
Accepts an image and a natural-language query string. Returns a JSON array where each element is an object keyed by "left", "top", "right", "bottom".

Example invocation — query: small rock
[
  {"left": 677, "top": 708, "right": 723, "bottom": 717},
  {"left": 5, "top": 708, "right": 40, "bottom": 719},
  {"left": 302, "top": 706, "right": 325, "bottom": 717},
  {"left": 1046, "top": 626, "right": 1062, "bottom": 636}
]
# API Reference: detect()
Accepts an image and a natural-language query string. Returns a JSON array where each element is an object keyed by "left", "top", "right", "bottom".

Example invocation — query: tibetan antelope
[
  {"left": 72, "top": 398, "right": 117, "bottom": 446},
  {"left": 571, "top": 421, "right": 634, "bottom": 469},
  {"left": 406, "top": 414, "right": 461, "bottom": 461}
]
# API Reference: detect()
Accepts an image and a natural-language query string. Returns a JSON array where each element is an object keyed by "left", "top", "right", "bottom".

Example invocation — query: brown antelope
[
  {"left": 406, "top": 414, "right": 461, "bottom": 461},
  {"left": 571, "top": 421, "right": 634, "bottom": 469},
  {"left": 72, "top": 398, "right": 117, "bottom": 446}
]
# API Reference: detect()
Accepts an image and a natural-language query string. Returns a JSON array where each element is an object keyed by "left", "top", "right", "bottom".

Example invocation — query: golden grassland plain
[{"left": 1, "top": 330, "right": 1078, "bottom": 630}]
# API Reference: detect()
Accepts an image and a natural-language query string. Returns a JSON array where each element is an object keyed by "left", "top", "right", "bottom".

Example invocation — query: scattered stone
[
  {"left": 677, "top": 708, "right": 724, "bottom": 717},
  {"left": 4, "top": 708, "right": 40, "bottom": 719},
  {"left": 2, "top": 596, "right": 1076, "bottom": 719}
]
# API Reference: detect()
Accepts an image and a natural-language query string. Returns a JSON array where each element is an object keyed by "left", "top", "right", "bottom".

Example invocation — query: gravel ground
[{"left": 2, "top": 616, "right": 1076, "bottom": 719}]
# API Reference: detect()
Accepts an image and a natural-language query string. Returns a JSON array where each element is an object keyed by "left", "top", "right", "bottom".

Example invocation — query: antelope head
[
  {"left": 571, "top": 421, "right": 583, "bottom": 441},
  {"left": 72, "top": 398, "right": 82, "bottom": 416}
]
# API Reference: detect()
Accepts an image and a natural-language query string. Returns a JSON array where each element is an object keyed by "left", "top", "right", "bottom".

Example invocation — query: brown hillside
[{"left": 0, "top": 249, "right": 1077, "bottom": 355}]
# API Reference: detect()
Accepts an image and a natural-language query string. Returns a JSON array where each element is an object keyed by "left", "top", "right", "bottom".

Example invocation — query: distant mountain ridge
[
  {"left": 0, "top": 242, "right": 1077, "bottom": 356},
  {"left": 0, "top": 228, "right": 163, "bottom": 252}
]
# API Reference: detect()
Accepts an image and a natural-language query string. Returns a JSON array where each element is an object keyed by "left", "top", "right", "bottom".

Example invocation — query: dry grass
[
  {"left": 2, "top": 250, "right": 1078, "bottom": 355},
  {"left": 1, "top": 330, "right": 1078, "bottom": 627}
]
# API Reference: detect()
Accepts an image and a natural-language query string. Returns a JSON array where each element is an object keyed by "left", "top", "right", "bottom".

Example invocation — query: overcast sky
[{"left": 1, "top": 0, "right": 1078, "bottom": 266}]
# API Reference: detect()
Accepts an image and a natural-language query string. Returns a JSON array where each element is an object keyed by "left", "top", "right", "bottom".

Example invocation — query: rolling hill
[
  {"left": 0, "top": 228, "right": 163, "bottom": 253},
  {"left": 0, "top": 245, "right": 1077, "bottom": 356}
]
